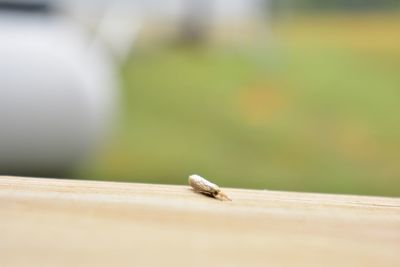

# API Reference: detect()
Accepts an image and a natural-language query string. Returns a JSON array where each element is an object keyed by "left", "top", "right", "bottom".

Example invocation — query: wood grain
[{"left": 0, "top": 176, "right": 399, "bottom": 267}]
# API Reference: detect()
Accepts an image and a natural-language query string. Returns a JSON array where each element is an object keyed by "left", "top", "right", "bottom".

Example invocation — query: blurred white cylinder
[{"left": 0, "top": 13, "right": 117, "bottom": 176}]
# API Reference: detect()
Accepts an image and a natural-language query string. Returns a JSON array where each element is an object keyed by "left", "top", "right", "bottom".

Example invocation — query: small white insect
[{"left": 188, "top": 174, "right": 231, "bottom": 201}]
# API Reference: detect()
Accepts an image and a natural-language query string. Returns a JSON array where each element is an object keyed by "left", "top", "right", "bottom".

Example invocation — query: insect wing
[{"left": 189, "top": 175, "right": 219, "bottom": 195}]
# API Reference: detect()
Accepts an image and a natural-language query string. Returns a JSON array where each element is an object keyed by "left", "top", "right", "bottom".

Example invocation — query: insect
[{"left": 188, "top": 174, "right": 231, "bottom": 201}]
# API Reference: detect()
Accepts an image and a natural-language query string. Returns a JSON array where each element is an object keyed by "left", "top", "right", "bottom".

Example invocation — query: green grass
[{"left": 78, "top": 13, "right": 400, "bottom": 197}]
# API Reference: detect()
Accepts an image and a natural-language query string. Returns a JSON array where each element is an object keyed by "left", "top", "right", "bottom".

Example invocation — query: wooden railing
[{"left": 1, "top": 176, "right": 399, "bottom": 267}]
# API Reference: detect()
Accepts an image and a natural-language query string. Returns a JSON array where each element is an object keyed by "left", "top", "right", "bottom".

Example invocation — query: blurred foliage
[
  {"left": 79, "top": 12, "right": 400, "bottom": 197},
  {"left": 272, "top": 0, "right": 400, "bottom": 11}
]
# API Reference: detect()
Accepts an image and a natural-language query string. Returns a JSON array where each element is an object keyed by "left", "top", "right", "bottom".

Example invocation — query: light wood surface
[{"left": 0, "top": 176, "right": 399, "bottom": 267}]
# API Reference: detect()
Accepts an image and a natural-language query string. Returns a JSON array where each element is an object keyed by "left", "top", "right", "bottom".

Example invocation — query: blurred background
[{"left": 0, "top": 0, "right": 399, "bottom": 197}]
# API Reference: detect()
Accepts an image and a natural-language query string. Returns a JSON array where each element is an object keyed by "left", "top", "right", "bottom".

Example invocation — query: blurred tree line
[{"left": 272, "top": 0, "right": 400, "bottom": 11}]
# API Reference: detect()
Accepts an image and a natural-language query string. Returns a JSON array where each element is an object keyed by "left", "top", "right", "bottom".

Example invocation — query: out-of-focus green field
[{"left": 80, "top": 12, "right": 400, "bottom": 197}]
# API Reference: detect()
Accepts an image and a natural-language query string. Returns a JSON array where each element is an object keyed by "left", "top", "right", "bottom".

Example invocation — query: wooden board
[{"left": 0, "top": 176, "right": 399, "bottom": 267}]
